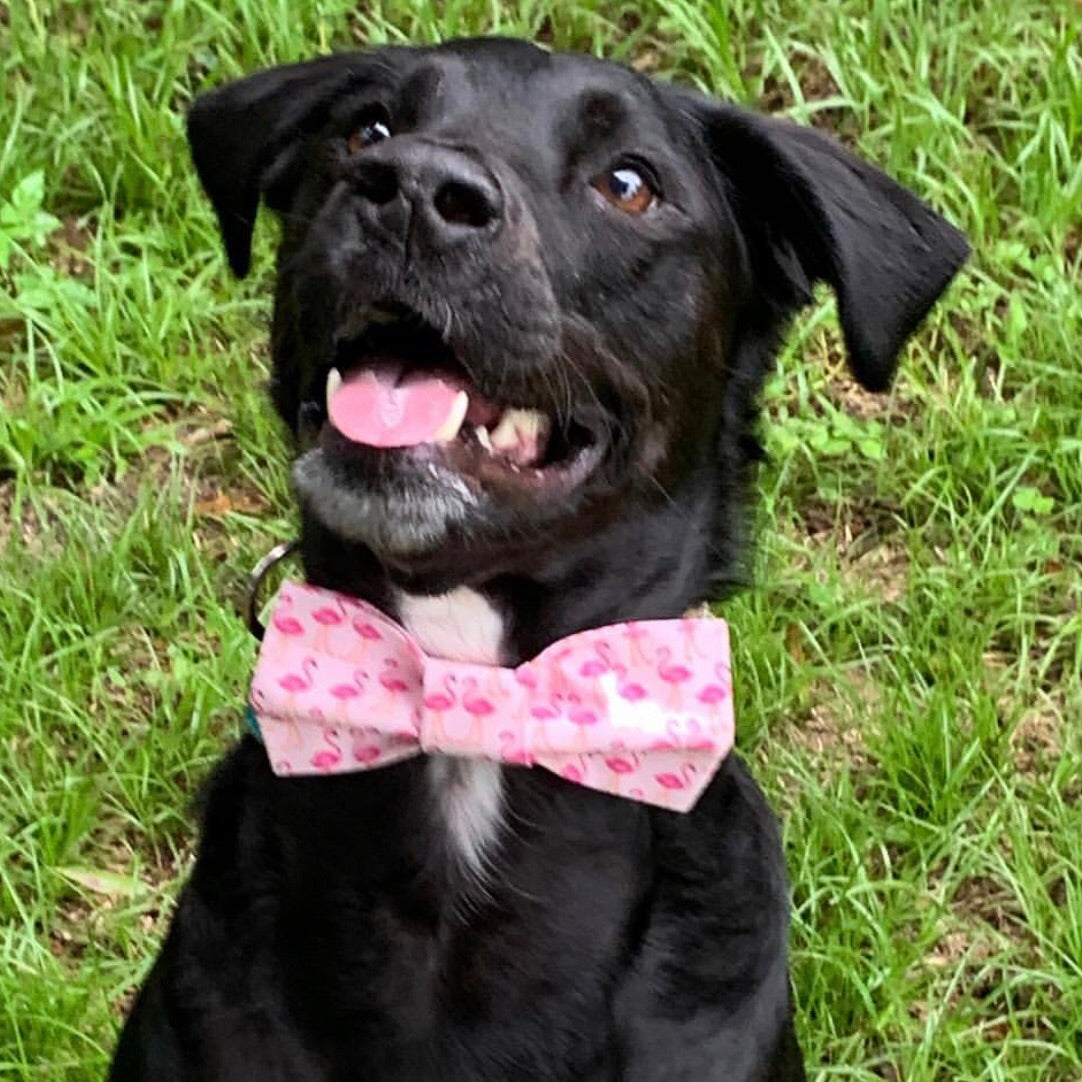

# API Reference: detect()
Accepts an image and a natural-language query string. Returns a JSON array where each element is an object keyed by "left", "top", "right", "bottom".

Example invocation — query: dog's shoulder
[{"left": 649, "top": 754, "right": 789, "bottom": 905}]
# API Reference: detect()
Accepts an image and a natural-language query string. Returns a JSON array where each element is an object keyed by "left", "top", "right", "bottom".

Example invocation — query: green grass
[{"left": 1, "top": 0, "right": 1080, "bottom": 1077}]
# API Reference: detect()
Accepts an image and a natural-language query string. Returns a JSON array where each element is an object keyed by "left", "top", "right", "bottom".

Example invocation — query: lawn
[{"left": 1, "top": 0, "right": 1080, "bottom": 1078}]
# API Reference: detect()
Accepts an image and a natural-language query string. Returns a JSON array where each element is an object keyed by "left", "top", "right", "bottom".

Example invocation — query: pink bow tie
[{"left": 249, "top": 581, "right": 735, "bottom": 812}]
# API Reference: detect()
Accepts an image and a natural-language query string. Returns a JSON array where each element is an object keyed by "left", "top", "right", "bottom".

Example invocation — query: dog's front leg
[
  {"left": 613, "top": 972, "right": 805, "bottom": 1082},
  {"left": 611, "top": 757, "right": 806, "bottom": 1082},
  {"left": 108, "top": 905, "right": 324, "bottom": 1082}
]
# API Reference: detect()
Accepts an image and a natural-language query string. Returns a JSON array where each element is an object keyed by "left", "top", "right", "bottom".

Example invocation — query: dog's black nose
[{"left": 352, "top": 139, "right": 503, "bottom": 245}]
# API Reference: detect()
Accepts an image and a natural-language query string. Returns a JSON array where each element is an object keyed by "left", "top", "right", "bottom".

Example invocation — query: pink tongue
[{"left": 328, "top": 368, "right": 462, "bottom": 447}]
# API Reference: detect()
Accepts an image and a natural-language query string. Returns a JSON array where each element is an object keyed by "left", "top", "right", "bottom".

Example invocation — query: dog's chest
[{"left": 396, "top": 587, "right": 506, "bottom": 874}]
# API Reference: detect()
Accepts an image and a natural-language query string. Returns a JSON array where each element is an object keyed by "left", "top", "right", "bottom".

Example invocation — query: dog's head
[{"left": 188, "top": 38, "right": 966, "bottom": 601}]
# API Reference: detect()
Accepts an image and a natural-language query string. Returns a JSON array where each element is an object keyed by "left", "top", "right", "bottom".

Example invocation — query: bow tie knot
[{"left": 249, "top": 581, "right": 735, "bottom": 811}]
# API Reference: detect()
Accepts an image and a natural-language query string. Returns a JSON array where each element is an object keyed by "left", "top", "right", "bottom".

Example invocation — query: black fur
[{"left": 111, "top": 38, "right": 966, "bottom": 1081}]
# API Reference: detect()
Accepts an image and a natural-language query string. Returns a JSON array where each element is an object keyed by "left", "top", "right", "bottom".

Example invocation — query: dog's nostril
[
  {"left": 355, "top": 160, "right": 399, "bottom": 206},
  {"left": 433, "top": 180, "right": 499, "bottom": 229}
]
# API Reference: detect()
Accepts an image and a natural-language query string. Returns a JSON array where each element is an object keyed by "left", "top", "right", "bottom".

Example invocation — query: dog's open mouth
[{"left": 310, "top": 304, "right": 604, "bottom": 494}]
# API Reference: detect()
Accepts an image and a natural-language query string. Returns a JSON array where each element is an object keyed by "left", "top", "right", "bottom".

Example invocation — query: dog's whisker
[{"left": 644, "top": 472, "right": 731, "bottom": 571}]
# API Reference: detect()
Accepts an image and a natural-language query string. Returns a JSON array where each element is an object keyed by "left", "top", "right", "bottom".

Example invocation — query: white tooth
[
  {"left": 531, "top": 412, "right": 552, "bottom": 444},
  {"left": 489, "top": 412, "right": 518, "bottom": 450},
  {"left": 433, "top": 390, "right": 469, "bottom": 442},
  {"left": 325, "top": 367, "right": 342, "bottom": 413},
  {"left": 475, "top": 425, "right": 493, "bottom": 452},
  {"left": 489, "top": 408, "right": 549, "bottom": 451}
]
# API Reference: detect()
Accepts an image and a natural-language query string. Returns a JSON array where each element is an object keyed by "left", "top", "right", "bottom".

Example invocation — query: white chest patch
[
  {"left": 396, "top": 588, "right": 506, "bottom": 876},
  {"left": 398, "top": 587, "right": 506, "bottom": 665}
]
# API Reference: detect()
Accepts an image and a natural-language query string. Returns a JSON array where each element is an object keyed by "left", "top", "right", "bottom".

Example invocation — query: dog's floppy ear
[
  {"left": 674, "top": 91, "right": 969, "bottom": 390},
  {"left": 187, "top": 53, "right": 392, "bottom": 277}
]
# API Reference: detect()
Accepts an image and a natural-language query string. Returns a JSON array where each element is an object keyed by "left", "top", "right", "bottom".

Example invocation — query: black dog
[{"left": 109, "top": 38, "right": 966, "bottom": 1081}]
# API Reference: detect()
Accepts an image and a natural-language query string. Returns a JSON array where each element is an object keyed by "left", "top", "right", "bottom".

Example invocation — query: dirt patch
[
  {"left": 0, "top": 314, "right": 23, "bottom": 353},
  {"left": 952, "top": 874, "right": 1032, "bottom": 938},
  {"left": 786, "top": 700, "right": 869, "bottom": 764},
  {"left": 630, "top": 48, "right": 663, "bottom": 74},
  {"left": 945, "top": 307, "right": 1014, "bottom": 402},
  {"left": 41, "top": 3, "right": 91, "bottom": 45},
  {"left": 1004, "top": 689, "right": 1066, "bottom": 779},
  {"left": 1065, "top": 223, "right": 1081, "bottom": 279},
  {"left": 99, "top": 407, "right": 234, "bottom": 502},
  {"left": 190, "top": 470, "right": 276, "bottom": 566},
  {"left": 922, "top": 926, "right": 995, "bottom": 971},
  {"left": 0, "top": 479, "right": 109, "bottom": 557},
  {"left": 799, "top": 497, "right": 871, "bottom": 543},
  {"left": 754, "top": 53, "right": 859, "bottom": 141},
  {"left": 846, "top": 541, "right": 909, "bottom": 604},
  {"left": 47, "top": 216, "right": 96, "bottom": 280},
  {"left": 822, "top": 371, "right": 894, "bottom": 420},
  {"left": 2, "top": 404, "right": 272, "bottom": 575},
  {"left": 908, "top": 865, "right": 1058, "bottom": 1044},
  {"left": 796, "top": 496, "right": 910, "bottom": 602},
  {"left": 779, "top": 670, "right": 880, "bottom": 784},
  {"left": 823, "top": 347, "right": 931, "bottom": 427},
  {"left": 0, "top": 481, "right": 46, "bottom": 552},
  {"left": 49, "top": 894, "right": 96, "bottom": 965},
  {"left": 48, "top": 825, "right": 193, "bottom": 978},
  {"left": 194, "top": 483, "right": 271, "bottom": 517}
]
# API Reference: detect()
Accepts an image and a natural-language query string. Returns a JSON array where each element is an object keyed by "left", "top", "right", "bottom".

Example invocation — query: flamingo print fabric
[{"left": 249, "top": 581, "right": 735, "bottom": 812}]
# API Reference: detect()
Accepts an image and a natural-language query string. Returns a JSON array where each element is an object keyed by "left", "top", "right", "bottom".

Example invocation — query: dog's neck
[
  {"left": 396, "top": 587, "right": 507, "bottom": 665},
  {"left": 297, "top": 490, "right": 722, "bottom": 877},
  {"left": 299, "top": 481, "right": 724, "bottom": 667}
]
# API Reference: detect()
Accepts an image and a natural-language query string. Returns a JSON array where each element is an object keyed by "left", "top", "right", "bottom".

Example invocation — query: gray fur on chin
[{"left": 291, "top": 448, "right": 479, "bottom": 555}]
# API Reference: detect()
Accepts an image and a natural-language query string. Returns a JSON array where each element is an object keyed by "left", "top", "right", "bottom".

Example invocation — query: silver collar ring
[{"left": 243, "top": 539, "right": 300, "bottom": 640}]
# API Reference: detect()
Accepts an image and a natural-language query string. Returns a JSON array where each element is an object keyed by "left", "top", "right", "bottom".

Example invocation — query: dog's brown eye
[
  {"left": 347, "top": 116, "right": 391, "bottom": 155},
  {"left": 591, "top": 164, "right": 658, "bottom": 215}
]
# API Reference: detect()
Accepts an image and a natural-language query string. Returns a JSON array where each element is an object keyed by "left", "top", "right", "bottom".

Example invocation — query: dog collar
[{"left": 244, "top": 538, "right": 300, "bottom": 639}]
